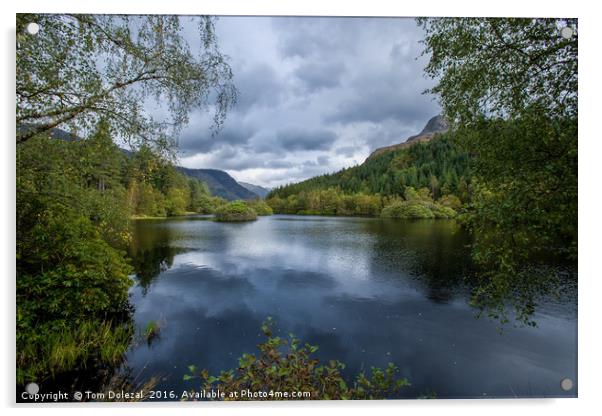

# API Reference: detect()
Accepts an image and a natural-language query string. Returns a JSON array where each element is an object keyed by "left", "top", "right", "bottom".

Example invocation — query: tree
[
  {"left": 16, "top": 132, "right": 133, "bottom": 383},
  {"left": 418, "top": 18, "right": 577, "bottom": 123},
  {"left": 16, "top": 14, "right": 237, "bottom": 154},
  {"left": 188, "top": 178, "right": 211, "bottom": 212},
  {"left": 429, "top": 175, "right": 439, "bottom": 199},
  {"left": 418, "top": 17, "right": 577, "bottom": 324},
  {"left": 81, "top": 118, "right": 123, "bottom": 191}
]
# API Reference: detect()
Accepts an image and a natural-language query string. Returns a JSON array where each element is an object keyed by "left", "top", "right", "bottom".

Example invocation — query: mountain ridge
[
  {"left": 238, "top": 182, "right": 271, "bottom": 199},
  {"left": 367, "top": 115, "right": 449, "bottom": 160},
  {"left": 177, "top": 167, "right": 259, "bottom": 201}
]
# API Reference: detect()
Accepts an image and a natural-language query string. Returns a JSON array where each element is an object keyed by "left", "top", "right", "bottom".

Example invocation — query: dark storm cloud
[
  {"left": 274, "top": 128, "right": 338, "bottom": 152},
  {"left": 245, "top": 127, "right": 338, "bottom": 158},
  {"left": 183, "top": 145, "right": 297, "bottom": 171},
  {"left": 177, "top": 16, "right": 440, "bottom": 187},
  {"left": 326, "top": 72, "right": 437, "bottom": 123}
]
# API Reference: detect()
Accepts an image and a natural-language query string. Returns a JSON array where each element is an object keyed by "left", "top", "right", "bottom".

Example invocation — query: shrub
[
  {"left": 214, "top": 201, "right": 258, "bottom": 222},
  {"left": 431, "top": 205, "right": 457, "bottom": 219},
  {"left": 381, "top": 201, "right": 435, "bottom": 219},
  {"left": 438, "top": 194, "right": 463, "bottom": 211},
  {"left": 183, "top": 318, "right": 410, "bottom": 400},
  {"left": 16, "top": 206, "right": 134, "bottom": 384},
  {"left": 246, "top": 199, "right": 273, "bottom": 216}
]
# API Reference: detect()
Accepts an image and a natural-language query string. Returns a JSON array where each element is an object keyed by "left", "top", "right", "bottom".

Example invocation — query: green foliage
[
  {"left": 188, "top": 179, "right": 213, "bottom": 213},
  {"left": 381, "top": 201, "right": 434, "bottom": 219},
  {"left": 267, "top": 188, "right": 383, "bottom": 217},
  {"left": 430, "top": 205, "right": 458, "bottom": 219},
  {"left": 17, "top": 320, "right": 133, "bottom": 385},
  {"left": 246, "top": 199, "right": 274, "bottom": 216},
  {"left": 267, "top": 136, "right": 468, "bottom": 218},
  {"left": 438, "top": 194, "right": 462, "bottom": 211},
  {"left": 144, "top": 320, "right": 163, "bottom": 343},
  {"left": 459, "top": 114, "right": 577, "bottom": 324},
  {"left": 123, "top": 144, "right": 221, "bottom": 217},
  {"left": 381, "top": 190, "right": 457, "bottom": 220},
  {"left": 17, "top": 207, "right": 132, "bottom": 322},
  {"left": 184, "top": 319, "right": 410, "bottom": 400},
  {"left": 418, "top": 18, "right": 577, "bottom": 123},
  {"left": 418, "top": 17, "right": 578, "bottom": 324},
  {"left": 268, "top": 183, "right": 458, "bottom": 220},
  {"left": 16, "top": 14, "right": 237, "bottom": 151},
  {"left": 17, "top": 131, "right": 135, "bottom": 383},
  {"left": 214, "top": 201, "right": 258, "bottom": 222},
  {"left": 269, "top": 136, "right": 470, "bottom": 205}
]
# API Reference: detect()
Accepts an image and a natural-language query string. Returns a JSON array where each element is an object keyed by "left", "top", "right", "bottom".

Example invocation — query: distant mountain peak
[
  {"left": 417, "top": 115, "right": 449, "bottom": 136},
  {"left": 239, "top": 182, "right": 271, "bottom": 199},
  {"left": 367, "top": 114, "right": 449, "bottom": 160}
]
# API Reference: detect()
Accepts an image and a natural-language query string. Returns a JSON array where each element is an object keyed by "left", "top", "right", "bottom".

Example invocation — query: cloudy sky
[{"left": 177, "top": 17, "right": 440, "bottom": 188}]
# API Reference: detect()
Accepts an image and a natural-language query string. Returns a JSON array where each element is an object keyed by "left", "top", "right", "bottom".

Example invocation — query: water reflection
[{"left": 125, "top": 215, "right": 577, "bottom": 399}]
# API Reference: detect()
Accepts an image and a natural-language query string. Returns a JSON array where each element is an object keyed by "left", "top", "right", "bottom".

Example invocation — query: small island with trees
[{"left": 214, "top": 200, "right": 259, "bottom": 222}]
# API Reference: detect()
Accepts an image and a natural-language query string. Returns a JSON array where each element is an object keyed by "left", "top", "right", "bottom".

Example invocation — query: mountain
[
  {"left": 268, "top": 114, "right": 469, "bottom": 200},
  {"left": 177, "top": 167, "right": 259, "bottom": 201},
  {"left": 367, "top": 115, "right": 449, "bottom": 160},
  {"left": 238, "top": 182, "right": 271, "bottom": 199}
]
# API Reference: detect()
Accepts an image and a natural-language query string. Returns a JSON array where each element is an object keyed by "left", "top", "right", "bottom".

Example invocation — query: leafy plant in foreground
[{"left": 183, "top": 318, "right": 410, "bottom": 400}]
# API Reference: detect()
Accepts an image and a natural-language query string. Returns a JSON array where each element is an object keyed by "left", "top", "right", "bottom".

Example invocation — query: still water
[{"left": 125, "top": 215, "right": 577, "bottom": 399}]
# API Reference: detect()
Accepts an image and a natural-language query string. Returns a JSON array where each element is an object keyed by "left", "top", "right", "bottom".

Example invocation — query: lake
[{"left": 125, "top": 214, "right": 577, "bottom": 399}]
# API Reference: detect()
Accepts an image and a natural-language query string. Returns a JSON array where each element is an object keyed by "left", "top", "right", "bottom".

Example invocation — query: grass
[
  {"left": 17, "top": 320, "right": 133, "bottom": 385},
  {"left": 144, "top": 321, "right": 160, "bottom": 341},
  {"left": 143, "top": 318, "right": 166, "bottom": 344}
]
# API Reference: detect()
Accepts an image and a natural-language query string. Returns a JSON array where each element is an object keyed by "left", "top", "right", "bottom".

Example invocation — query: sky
[{"left": 176, "top": 16, "right": 441, "bottom": 188}]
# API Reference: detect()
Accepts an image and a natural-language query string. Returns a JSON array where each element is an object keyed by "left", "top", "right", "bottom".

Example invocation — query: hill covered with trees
[{"left": 266, "top": 133, "right": 471, "bottom": 218}]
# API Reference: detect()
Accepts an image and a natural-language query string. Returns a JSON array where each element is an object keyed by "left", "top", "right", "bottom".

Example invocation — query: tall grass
[{"left": 17, "top": 320, "right": 133, "bottom": 385}]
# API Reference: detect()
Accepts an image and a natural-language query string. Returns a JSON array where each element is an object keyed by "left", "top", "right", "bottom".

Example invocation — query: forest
[{"left": 266, "top": 135, "right": 469, "bottom": 218}]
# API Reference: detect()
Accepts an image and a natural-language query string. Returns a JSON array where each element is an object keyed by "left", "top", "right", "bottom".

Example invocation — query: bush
[
  {"left": 431, "top": 205, "right": 457, "bottom": 219},
  {"left": 214, "top": 201, "right": 258, "bottom": 222},
  {"left": 183, "top": 318, "right": 410, "bottom": 400},
  {"left": 438, "top": 194, "right": 463, "bottom": 211},
  {"left": 246, "top": 199, "right": 273, "bottom": 216},
  {"left": 381, "top": 201, "right": 435, "bottom": 219}
]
